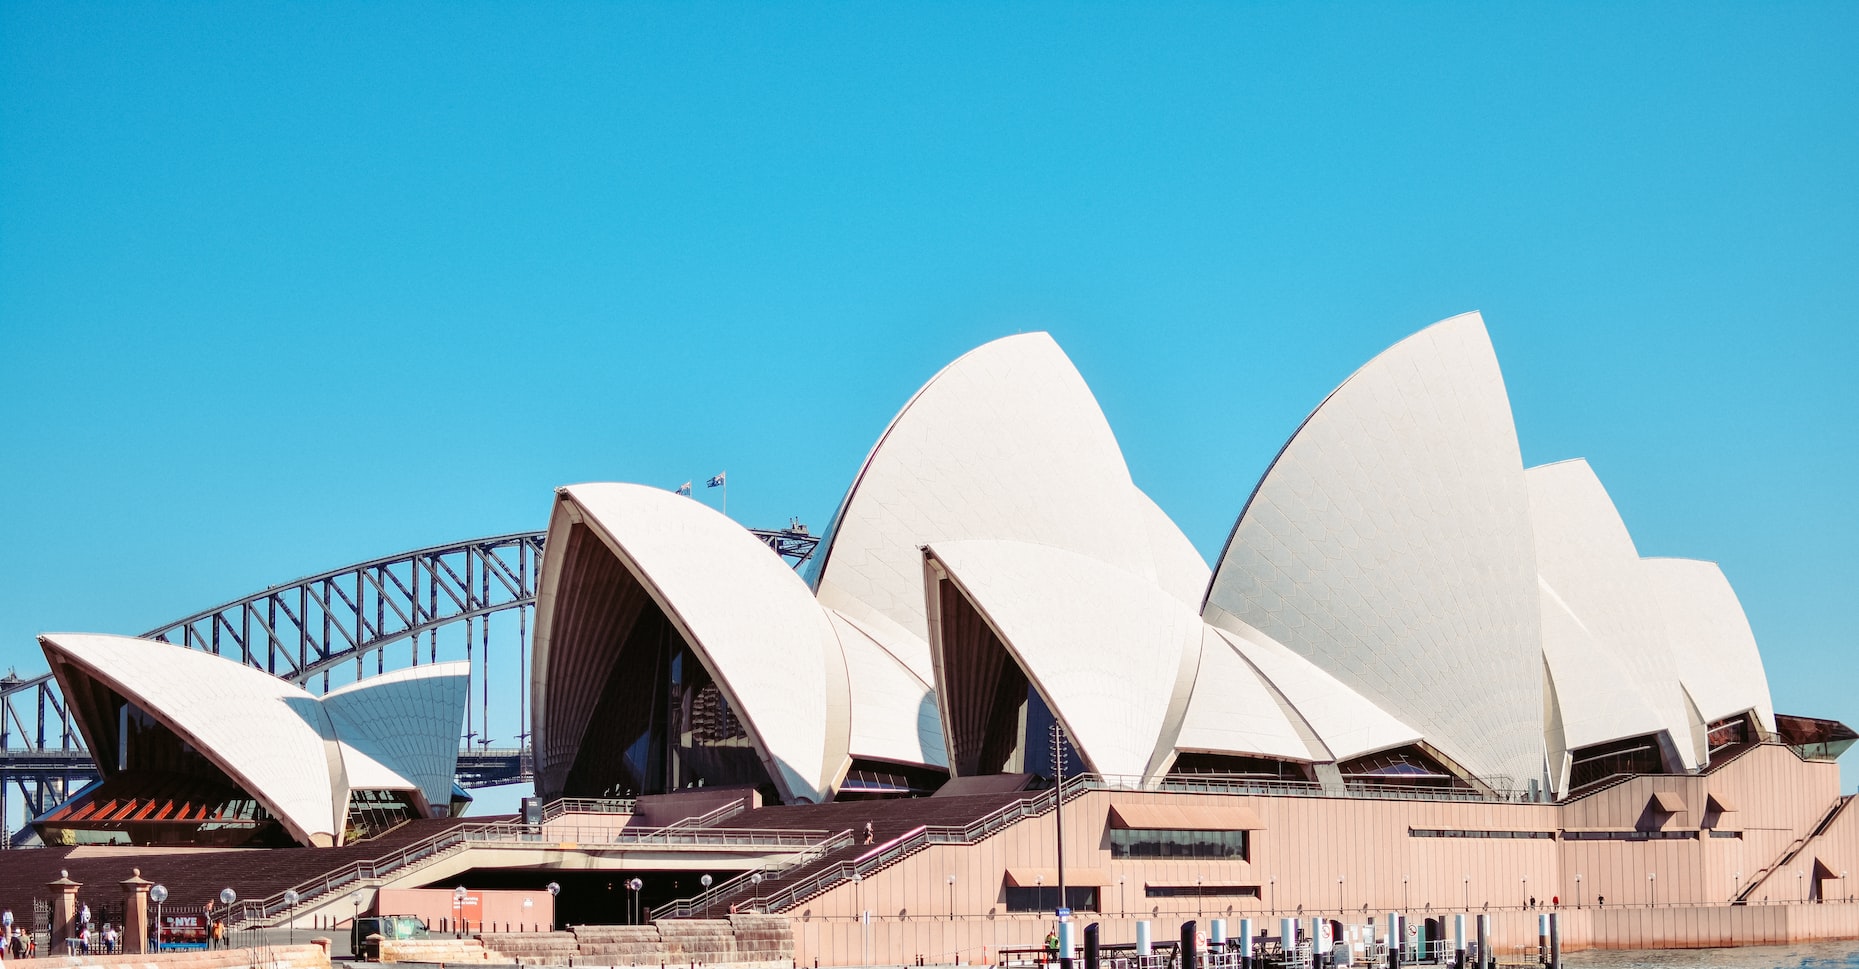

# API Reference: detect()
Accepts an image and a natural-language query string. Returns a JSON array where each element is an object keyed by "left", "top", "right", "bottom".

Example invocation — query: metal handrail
[
  {"left": 654, "top": 828, "right": 857, "bottom": 919},
  {"left": 538, "top": 797, "right": 636, "bottom": 822},
  {"left": 227, "top": 817, "right": 832, "bottom": 928}
]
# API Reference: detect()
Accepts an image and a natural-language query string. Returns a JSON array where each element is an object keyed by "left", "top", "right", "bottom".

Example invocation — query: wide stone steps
[{"left": 481, "top": 917, "right": 791, "bottom": 966}]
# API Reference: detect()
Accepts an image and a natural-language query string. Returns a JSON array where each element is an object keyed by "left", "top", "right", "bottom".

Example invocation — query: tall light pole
[
  {"left": 1268, "top": 877, "right": 1275, "bottom": 915},
  {"left": 1648, "top": 873, "right": 1656, "bottom": 908},
  {"left": 1575, "top": 874, "right": 1582, "bottom": 909},
  {"left": 945, "top": 875, "right": 955, "bottom": 921},
  {"left": 1036, "top": 874, "right": 1044, "bottom": 916},
  {"left": 1462, "top": 876, "right": 1469, "bottom": 913},
  {"left": 1796, "top": 871, "right": 1803, "bottom": 902},
  {"left": 1118, "top": 876, "right": 1126, "bottom": 918},
  {"left": 700, "top": 875, "right": 714, "bottom": 919},
  {"left": 349, "top": 890, "right": 364, "bottom": 943},
  {"left": 1402, "top": 875, "right": 1409, "bottom": 913},
  {"left": 628, "top": 879, "right": 643, "bottom": 924},
  {"left": 1522, "top": 875, "right": 1528, "bottom": 909},
  {"left": 752, "top": 874, "right": 765, "bottom": 914},
  {"left": 546, "top": 883, "right": 560, "bottom": 932},
  {"left": 1732, "top": 872, "right": 1740, "bottom": 902},
  {"left": 454, "top": 886, "right": 467, "bottom": 937},
  {"left": 1336, "top": 876, "right": 1343, "bottom": 914},
  {"left": 1051, "top": 722, "right": 1069, "bottom": 918}
]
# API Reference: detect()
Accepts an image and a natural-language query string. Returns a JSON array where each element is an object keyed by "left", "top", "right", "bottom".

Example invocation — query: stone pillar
[
  {"left": 121, "top": 868, "right": 153, "bottom": 955},
  {"left": 47, "top": 870, "right": 80, "bottom": 954}
]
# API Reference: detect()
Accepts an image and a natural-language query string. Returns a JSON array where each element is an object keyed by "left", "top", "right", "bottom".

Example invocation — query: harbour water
[{"left": 1564, "top": 941, "right": 1859, "bottom": 968}]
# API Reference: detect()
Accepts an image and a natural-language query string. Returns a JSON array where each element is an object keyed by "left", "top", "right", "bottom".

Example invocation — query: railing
[
  {"left": 538, "top": 797, "right": 635, "bottom": 822},
  {"left": 227, "top": 817, "right": 834, "bottom": 928},
  {"left": 740, "top": 784, "right": 1090, "bottom": 915},
  {"left": 654, "top": 828, "right": 857, "bottom": 919},
  {"left": 658, "top": 799, "right": 748, "bottom": 830},
  {"left": 1087, "top": 773, "right": 1533, "bottom": 804}
]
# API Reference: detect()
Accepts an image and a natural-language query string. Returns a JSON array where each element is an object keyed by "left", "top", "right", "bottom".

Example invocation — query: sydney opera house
[
  {"left": 13, "top": 312, "right": 1855, "bottom": 959},
  {"left": 531, "top": 313, "right": 1823, "bottom": 804}
]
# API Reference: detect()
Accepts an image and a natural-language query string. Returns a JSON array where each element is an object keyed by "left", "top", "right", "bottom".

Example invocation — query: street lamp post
[
  {"left": 454, "top": 886, "right": 467, "bottom": 937},
  {"left": 150, "top": 886, "right": 168, "bottom": 953},
  {"left": 1198, "top": 877, "right": 1205, "bottom": 922},
  {"left": 1118, "top": 877, "right": 1126, "bottom": 918},
  {"left": 946, "top": 875, "right": 956, "bottom": 921},
  {"left": 628, "top": 879, "right": 643, "bottom": 924},
  {"left": 546, "top": 883, "right": 560, "bottom": 932},
  {"left": 1036, "top": 875, "right": 1045, "bottom": 916},
  {"left": 1462, "top": 877, "right": 1469, "bottom": 913},
  {"left": 1268, "top": 877, "right": 1275, "bottom": 915},
  {"left": 1402, "top": 876, "right": 1409, "bottom": 913},
  {"left": 1522, "top": 876, "right": 1528, "bottom": 909},
  {"left": 753, "top": 874, "right": 766, "bottom": 914},
  {"left": 701, "top": 875, "right": 714, "bottom": 919},
  {"left": 283, "top": 890, "right": 300, "bottom": 946},
  {"left": 1732, "top": 872, "right": 1741, "bottom": 902},
  {"left": 1796, "top": 871, "right": 1803, "bottom": 903},
  {"left": 1575, "top": 874, "right": 1582, "bottom": 909},
  {"left": 349, "top": 890, "right": 364, "bottom": 945},
  {"left": 219, "top": 889, "right": 236, "bottom": 948},
  {"left": 1648, "top": 873, "right": 1656, "bottom": 908},
  {"left": 1336, "top": 876, "right": 1343, "bottom": 914}
]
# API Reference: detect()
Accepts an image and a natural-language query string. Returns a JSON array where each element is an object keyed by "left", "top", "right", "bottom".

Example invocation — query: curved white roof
[
  {"left": 1643, "top": 557, "right": 1776, "bottom": 734},
  {"left": 1204, "top": 312, "right": 1545, "bottom": 788},
  {"left": 1171, "top": 625, "right": 1320, "bottom": 764},
  {"left": 40, "top": 632, "right": 347, "bottom": 846},
  {"left": 1525, "top": 460, "right": 1699, "bottom": 769},
  {"left": 825, "top": 609, "right": 948, "bottom": 769},
  {"left": 1204, "top": 619, "right": 1421, "bottom": 762},
  {"left": 1536, "top": 575, "right": 1668, "bottom": 788},
  {"left": 810, "top": 333, "right": 1164, "bottom": 649},
  {"left": 925, "top": 539, "right": 1200, "bottom": 780},
  {"left": 1132, "top": 485, "right": 1213, "bottom": 607},
  {"left": 323, "top": 662, "right": 469, "bottom": 813},
  {"left": 552, "top": 482, "right": 851, "bottom": 803}
]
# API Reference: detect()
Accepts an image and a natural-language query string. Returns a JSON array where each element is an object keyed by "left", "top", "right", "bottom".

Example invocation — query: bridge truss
[{"left": 1, "top": 525, "right": 819, "bottom": 843}]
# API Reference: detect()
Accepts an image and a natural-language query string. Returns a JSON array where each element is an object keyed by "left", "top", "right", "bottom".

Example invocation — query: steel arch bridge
[{"left": 0, "top": 525, "right": 819, "bottom": 840}]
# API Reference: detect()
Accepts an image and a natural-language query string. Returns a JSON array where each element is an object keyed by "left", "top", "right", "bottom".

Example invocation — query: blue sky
[{"left": 2, "top": 1, "right": 1854, "bottom": 805}]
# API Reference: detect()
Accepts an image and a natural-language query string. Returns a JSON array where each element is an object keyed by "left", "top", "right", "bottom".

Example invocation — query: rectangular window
[
  {"left": 1004, "top": 887, "right": 1099, "bottom": 913},
  {"left": 1144, "top": 885, "right": 1260, "bottom": 898},
  {"left": 1408, "top": 829, "right": 1555, "bottom": 840},
  {"left": 1110, "top": 828, "right": 1250, "bottom": 860}
]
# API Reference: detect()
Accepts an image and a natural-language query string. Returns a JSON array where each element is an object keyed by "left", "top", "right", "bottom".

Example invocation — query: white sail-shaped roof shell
[
  {"left": 1526, "top": 460, "right": 1701, "bottom": 769},
  {"left": 39, "top": 634, "right": 468, "bottom": 845},
  {"left": 1203, "top": 618, "right": 1421, "bottom": 762},
  {"left": 1203, "top": 312, "right": 1545, "bottom": 788},
  {"left": 1643, "top": 557, "right": 1776, "bottom": 734},
  {"left": 322, "top": 662, "right": 469, "bottom": 814},
  {"left": 925, "top": 539, "right": 1200, "bottom": 780},
  {"left": 43, "top": 633, "right": 347, "bottom": 846},
  {"left": 1171, "top": 625, "right": 1323, "bottom": 764},
  {"left": 536, "top": 483, "right": 851, "bottom": 803},
  {"left": 825, "top": 609, "right": 948, "bottom": 769},
  {"left": 810, "top": 333, "right": 1173, "bottom": 651}
]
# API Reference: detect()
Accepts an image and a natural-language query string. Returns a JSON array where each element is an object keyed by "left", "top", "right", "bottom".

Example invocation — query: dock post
[
  {"left": 1084, "top": 922, "right": 1100, "bottom": 969},
  {"left": 1476, "top": 914, "right": 1490, "bottom": 969},
  {"left": 1386, "top": 912, "right": 1400, "bottom": 969},
  {"left": 1180, "top": 920, "right": 1198, "bottom": 969},
  {"left": 1237, "top": 919, "right": 1254, "bottom": 969},
  {"left": 1280, "top": 918, "right": 1297, "bottom": 969},
  {"left": 1136, "top": 921, "right": 1151, "bottom": 957},
  {"left": 1548, "top": 912, "right": 1560, "bottom": 969},
  {"left": 1453, "top": 914, "right": 1465, "bottom": 969}
]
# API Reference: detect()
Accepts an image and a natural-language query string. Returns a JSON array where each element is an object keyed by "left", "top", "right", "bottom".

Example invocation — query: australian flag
[
  {"left": 706, "top": 472, "right": 726, "bottom": 488},
  {"left": 675, "top": 481, "right": 692, "bottom": 496}
]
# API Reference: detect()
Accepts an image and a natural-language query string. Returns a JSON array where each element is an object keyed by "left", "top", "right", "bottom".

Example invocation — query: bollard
[
  {"left": 1084, "top": 923, "right": 1100, "bottom": 969},
  {"left": 1210, "top": 918, "right": 1226, "bottom": 949},
  {"left": 1309, "top": 918, "right": 1323, "bottom": 969},
  {"left": 1386, "top": 912, "right": 1400, "bottom": 969},
  {"left": 1180, "top": 921, "right": 1198, "bottom": 969},
  {"left": 1237, "top": 919, "right": 1254, "bottom": 969},
  {"left": 1453, "top": 915, "right": 1465, "bottom": 969},
  {"left": 1537, "top": 914, "right": 1548, "bottom": 965},
  {"left": 1548, "top": 913, "right": 1560, "bottom": 969},
  {"left": 1060, "top": 920, "right": 1076, "bottom": 969},
  {"left": 1136, "top": 921, "right": 1152, "bottom": 957},
  {"left": 1280, "top": 918, "right": 1297, "bottom": 968},
  {"left": 1476, "top": 914, "right": 1490, "bottom": 969}
]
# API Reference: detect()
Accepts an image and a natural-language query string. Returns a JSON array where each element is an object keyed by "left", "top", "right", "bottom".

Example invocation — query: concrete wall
[
  {"left": 375, "top": 888, "right": 555, "bottom": 934},
  {"left": 784, "top": 746, "right": 1855, "bottom": 964},
  {"left": 4, "top": 942, "right": 330, "bottom": 969}
]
